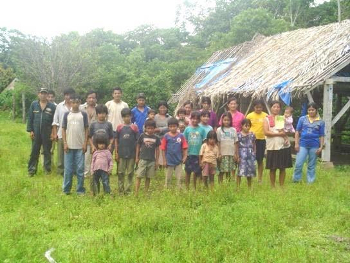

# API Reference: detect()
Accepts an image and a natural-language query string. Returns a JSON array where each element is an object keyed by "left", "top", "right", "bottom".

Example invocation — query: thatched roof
[{"left": 170, "top": 20, "right": 350, "bottom": 107}]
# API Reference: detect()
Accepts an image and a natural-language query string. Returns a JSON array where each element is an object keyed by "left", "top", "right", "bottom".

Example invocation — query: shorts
[
  {"left": 185, "top": 155, "right": 201, "bottom": 175},
  {"left": 136, "top": 159, "right": 155, "bottom": 179},
  {"left": 219, "top": 155, "right": 236, "bottom": 172},
  {"left": 255, "top": 139, "right": 266, "bottom": 162},
  {"left": 202, "top": 163, "right": 216, "bottom": 177}
]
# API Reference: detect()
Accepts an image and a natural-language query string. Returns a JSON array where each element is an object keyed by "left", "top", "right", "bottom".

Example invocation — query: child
[
  {"left": 135, "top": 119, "right": 160, "bottom": 195},
  {"left": 217, "top": 112, "right": 238, "bottom": 183},
  {"left": 91, "top": 133, "right": 113, "bottom": 195},
  {"left": 201, "top": 96, "right": 217, "bottom": 129},
  {"left": 199, "top": 131, "right": 219, "bottom": 190},
  {"left": 115, "top": 108, "right": 139, "bottom": 194},
  {"left": 176, "top": 108, "right": 190, "bottom": 126},
  {"left": 62, "top": 94, "right": 89, "bottom": 195},
  {"left": 178, "top": 119, "right": 186, "bottom": 134},
  {"left": 89, "top": 104, "right": 114, "bottom": 153},
  {"left": 246, "top": 100, "right": 268, "bottom": 183},
  {"left": 48, "top": 90, "right": 57, "bottom": 105},
  {"left": 284, "top": 106, "right": 295, "bottom": 134},
  {"left": 183, "top": 111, "right": 206, "bottom": 190},
  {"left": 161, "top": 118, "right": 188, "bottom": 189},
  {"left": 199, "top": 110, "right": 213, "bottom": 137},
  {"left": 142, "top": 109, "right": 156, "bottom": 132},
  {"left": 131, "top": 93, "right": 150, "bottom": 134},
  {"left": 236, "top": 119, "right": 256, "bottom": 189}
]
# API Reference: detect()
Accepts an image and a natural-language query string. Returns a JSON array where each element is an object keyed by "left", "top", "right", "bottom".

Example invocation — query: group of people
[{"left": 27, "top": 86, "right": 325, "bottom": 195}]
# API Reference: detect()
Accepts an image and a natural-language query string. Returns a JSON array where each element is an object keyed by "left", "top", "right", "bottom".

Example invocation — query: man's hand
[
  {"left": 30, "top": 131, "right": 35, "bottom": 140},
  {"left": 91, "top": 145, "right": 97, "bottom": 154},
  {"left": 82, "top": 143, "right": 87, "bottom": 153},
  {"left": 64, "top": 143, "right": 69, "bottom": 153},
  {"left": 316, "top": 147, "right": 322, "bottom": 155}
]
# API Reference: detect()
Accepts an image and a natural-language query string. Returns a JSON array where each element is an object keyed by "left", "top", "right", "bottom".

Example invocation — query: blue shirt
[
  {"left": 296, "top": 116, "right": 325, "bottom": 148},
  {"left": 184, "top": 126, "right": 206, "bottom": 156},
  {"left": 199, "top": 123, "right": 213, "bottom": 138},
  {"left": 161, "top": 133, "right": 188, "bottom": 166},
  {"left": 131, "top": 106, "right": 150, "bottom": 134}
]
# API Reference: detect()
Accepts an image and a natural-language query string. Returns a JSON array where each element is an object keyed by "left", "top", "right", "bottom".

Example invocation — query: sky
[{"left": 1, "top": 0, "right": 329, "bottom": 39}]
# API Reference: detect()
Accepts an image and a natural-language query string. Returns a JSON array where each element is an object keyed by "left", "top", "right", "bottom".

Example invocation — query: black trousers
[{"left": 28, "top": 133, "right": 52, "bottom": 174}]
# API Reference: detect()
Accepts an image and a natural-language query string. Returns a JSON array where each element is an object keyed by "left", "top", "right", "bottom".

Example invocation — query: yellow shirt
[{"left": 246, "top": 111, "right": 268, "bottom": 140}]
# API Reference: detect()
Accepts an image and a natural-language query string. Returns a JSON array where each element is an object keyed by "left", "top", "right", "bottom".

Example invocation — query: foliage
[
  {"left": 0, "top": 113, "right": 349, "bottom": 262},
  {"left": 0, "top": 64, "right": 15, "bottom": 92}
]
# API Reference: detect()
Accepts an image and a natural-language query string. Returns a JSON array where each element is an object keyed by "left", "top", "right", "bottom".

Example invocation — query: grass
[{"left": 0, "top": 111, "right": 349, "bottom": 262}]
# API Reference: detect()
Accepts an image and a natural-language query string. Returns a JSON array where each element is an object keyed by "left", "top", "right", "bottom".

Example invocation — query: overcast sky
[{"left": 1, "top": 0, "right": 329, "bottom": 39}]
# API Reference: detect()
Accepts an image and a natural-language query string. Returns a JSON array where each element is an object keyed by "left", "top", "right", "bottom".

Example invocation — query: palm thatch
[{"left": 170, "top": 20, "right": 350, "bottom": 108}]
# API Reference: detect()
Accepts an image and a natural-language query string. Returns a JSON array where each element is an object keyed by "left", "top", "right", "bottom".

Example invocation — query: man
[
  {"left": 52, "top": 88, "right": 75, "bottom": 175},
  {"left": 131, "top": 93, "right": 150, "bottom": 134},
  {"left": 47, "top": 90, "right": 57, "bottom": 106},
  {"left": 27, "top": 88, "right": 56, "bottom": 176},
  {"left": 79, "top": 90, "right": 97, "bottom": 177},
  {"left": 105, "top": 87, "right": 128, "bottom": 132}
]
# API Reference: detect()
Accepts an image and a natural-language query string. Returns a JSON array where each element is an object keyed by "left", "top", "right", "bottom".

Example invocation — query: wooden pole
[
  {"left": 337, "top": 0, "right": 341, "bottom": 23},
  {"left": 12, "top": 92, "right": 15, "bottom": 121},
  {"left": 322, "top": 80, "right": 333, "bottom": 163},
  {"left": 22, "top": 92, "right": 26, "bottom": 124}
]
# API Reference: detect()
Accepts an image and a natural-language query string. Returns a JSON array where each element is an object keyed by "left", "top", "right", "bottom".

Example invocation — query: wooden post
[
  {"left": 322, "top": 80, "right": 333, "bottom": 162},
  {"left": 22, "top": 92, "right": 26, "bottom": 124},
  {"left": 12, "top": 92, "right": 15, "bottom": 121}
]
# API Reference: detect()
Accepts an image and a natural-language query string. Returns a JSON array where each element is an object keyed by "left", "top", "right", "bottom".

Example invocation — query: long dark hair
[{"left": 221, "top": 111, "right": 232, "bottom": 129}]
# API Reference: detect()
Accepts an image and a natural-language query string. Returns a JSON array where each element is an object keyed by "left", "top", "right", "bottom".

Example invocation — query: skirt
[
  {"left": 266, "top": 147, "right": 292, "bottom": 170},
  {"left": 219, "top": 155, "right": 236, "bottom": 172}
]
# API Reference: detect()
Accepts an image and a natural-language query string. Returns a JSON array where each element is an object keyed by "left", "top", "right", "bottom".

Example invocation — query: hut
[{"left": 169, "top": 20, "right": 350, "bottom": 164}]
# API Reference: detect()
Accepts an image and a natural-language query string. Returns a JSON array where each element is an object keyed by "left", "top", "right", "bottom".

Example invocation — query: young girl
[
  {"left": 217, "top": 112, "right": 238, "bottom": 183},
  {"left": 91, "top": 133, "right": 113, "bottom": 195},
  {"left": 236, "top": 119, "right": 256, "bottom": 189},
  {"left": 199, "top": 131, "right": 219, "bottom": 190}
]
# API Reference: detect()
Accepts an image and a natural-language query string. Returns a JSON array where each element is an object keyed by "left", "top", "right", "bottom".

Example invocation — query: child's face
[
  {"left": 228, "top": 100, "right": 237, "bottom": 111},
  {"left": 179, "top": 123, "right": 186, "bottom": 132},
  {"left": 168, "top": 124, "right": 178, "bottom": 133},
  {"left": 254, "top": 104, "right": 263, "bottom": 114},
  {"left": 178, "top": 113, "right": 185, "bottom": 119},
  {"left": 191, "top": 117, "right": 200, "bottom": 126},
  {"left": 97, "top": 112, "right": 107, "bottom": 122},
  {"left": 145, "top": 125, "right": 155, "bottom": 135},
  {"left": 97, "top": 143, "right": 106, "bottom": 150},
  {"left": 71, "top": 99, "right": 80, "bottom": 111},
  {"left": 242, "top": 124, "right": 251, "bottom": 133},
  {"left": 200, "top": 115, "right": 210, "bottom": 125},
  {"left": 112, "top": 90, "right": 122, "bottom": 101},
  {"left": 158, "top": 105, "right": 168, "bottom": 115},
  {"left": 123, "top": 115, "right": 131, "bottom": 124},
  {"left": 208, "top": 138, "right": 216, "bottom": 145},
  {"left": 222, "top": 116, "right": 231, "bottom": 127},
  {"left": 137, "top": 98, "right": 145, "bottom": 107},
  {"left": 47, "top": 94, "right": 55, "bottom": 103},
  {"left": 148, "top": 113, "right": 155, "bottom": 120},
  {"left": 202, "top": 102, "right": 210, "bottom": 110},
  {"left": 284, "top": 109, "right": 292, "bottom": 117}
]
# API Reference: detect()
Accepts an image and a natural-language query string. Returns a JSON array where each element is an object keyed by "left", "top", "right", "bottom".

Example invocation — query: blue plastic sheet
[
  {"left": 195, "top": 58, "right": 235, "bottom": 89},
  {"left": 267, "top": 80, "right": 292, "bottom": 105}
]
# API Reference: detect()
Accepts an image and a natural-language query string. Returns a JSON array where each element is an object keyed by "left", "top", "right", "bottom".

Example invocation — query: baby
[{"left": 284, "top": 107, "right": 295, "bottom": 133}]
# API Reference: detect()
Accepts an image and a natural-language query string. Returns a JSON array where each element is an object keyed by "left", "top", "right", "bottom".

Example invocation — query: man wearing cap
[
  {"left": 131, "top": 93, "right": 150, "bottom": 134},
  {"left": 27, "top": 88, "right": 56, "bottom": 176}
]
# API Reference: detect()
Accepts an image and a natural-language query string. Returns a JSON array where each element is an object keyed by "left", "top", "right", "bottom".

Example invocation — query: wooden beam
[
  {"left": 263, "top": 97, "right": 271, "bottom": 114},
  {"left": 331, "top": 97, "right": 350, "bottom": 127},
  {"left": 322, "top": 83, "right": 333, "bottom": 162},
  {"left": 306, "top": 91, "right": 314, "bottom": 103},
  {"left": 22, "top": 93, "right": 26, "bottom": 124},
  {"left": 245, "top": 98, "right": 253, "bottom": 116},
  {"left": 331, "top": 76, "right": 350, "bottom": 83}
]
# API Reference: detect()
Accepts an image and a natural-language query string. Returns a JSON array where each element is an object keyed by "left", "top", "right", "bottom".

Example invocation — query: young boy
[
  {"left": 135, "top": 119, "right": 160, "bottom": 195},
  {"left": 183, "top": 111, "right": 206, "bottom": 190},
  {"left": 89, "top": 104, "right": 114, "bottom": 153},
  {"left": 176, "top": 108, "right": 190, "bottom": 126},
  {"left": 142, "top": 109, "right": 156, "bottom": 132},
  {"left": 161, "top": 118, "right": 188, "bottom": 189},
  {"left": 62, "top": 94, "right": 89, "bottom": 195},
  {"left": 48, "top": 90, "right": 57, "bottom": 105},
  {"left": 246, "top": 100, "right": 268, "bottom": 183},
  {"left": 131, "top": 93, "right": 150, "bottom": 134},
  {"left": 115, "top": 108, "right": 139, "bottom": 194},
  {"left": 201, "top": 96, "right": 217, "bottom": 129},
  {"left": 199, "top": 110, "right": 213, "bottom": 137}
]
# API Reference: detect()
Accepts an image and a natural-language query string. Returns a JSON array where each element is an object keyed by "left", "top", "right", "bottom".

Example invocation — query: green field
[{"left": 0, "top": 112, "right": 349, "bottom": 262}]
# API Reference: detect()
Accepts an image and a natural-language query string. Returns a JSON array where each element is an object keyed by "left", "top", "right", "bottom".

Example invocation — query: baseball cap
[{"left": 39, "top": 88, "right": 48, "bottom": 93}]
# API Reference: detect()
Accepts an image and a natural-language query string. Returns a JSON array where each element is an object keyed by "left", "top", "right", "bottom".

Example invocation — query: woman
[
  {"left": 183, "top": 100, "right": 193, "bottom": 120},
  {"left": 263, "top": 100, "right": 292, "bottom": 187},
  {"left": 293, "top": 102, "right": 325, "bottom": 183},
  {"left": 219, "top": 97, "right": 245, "bottom": 132},
  {"left": 154, "top": 101, "right": 172, "bottom": 167}
]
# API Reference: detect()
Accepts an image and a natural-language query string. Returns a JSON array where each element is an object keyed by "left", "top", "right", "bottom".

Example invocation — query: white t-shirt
[
  {"left": 62, "top": 111, "right": 88, "bottom": 149},
  {"left": 105, "top": 100, "right": 129, "bottom": 131},
  {"left": 217, "top": 127, "right": 238, "bottom": 156}
]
